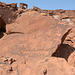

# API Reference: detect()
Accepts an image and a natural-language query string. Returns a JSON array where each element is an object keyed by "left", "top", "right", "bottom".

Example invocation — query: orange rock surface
[{"left": 0, "top": 2, "right": 75, "bottom": 75}]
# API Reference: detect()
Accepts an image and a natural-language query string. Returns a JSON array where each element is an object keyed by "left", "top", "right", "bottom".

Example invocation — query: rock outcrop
[
  {"left": 0, "top": 2, "right": 28, "bottom": 24},
  {"left": 0, "top": 2, "right": 17, "bottom": 10},
  {"left": 20, "top": 3, "right": 28, "bottom": 9},
  {"left": 0, "top": 8, "right": 17, "bottom": 24},
  {"left": 33, "top": 6, "right": 42, "bottom": 13},
  {"left": 0, "top": 2, "right": 17, "bottom": 24},
  {"left": 0, "top": 2, "right": 75, "bottom": 75},
  {"left": 6, "top": 3, "right": 17, "bottom": 10}
]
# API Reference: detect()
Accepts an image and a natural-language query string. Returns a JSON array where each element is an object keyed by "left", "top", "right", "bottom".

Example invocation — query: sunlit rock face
[{"left": 0, "top": 2, "right": 75, "bottom": 75}]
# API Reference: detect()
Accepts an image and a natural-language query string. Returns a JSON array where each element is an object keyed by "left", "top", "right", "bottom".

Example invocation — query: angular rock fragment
[
  {"left": 6, "top": 3, "right": 17, "bottom": 10},
  {"left": 20, "top": 3, "right": 28, "bottom": 9},
  {"left": 48, "top": 10, "right": 56, "bottom": 16},
  {"left": 33, "top": 6, "right": 42, "bottom": 13},
  {"left": 0, "top": 8, "right": 17, "bottom": 24}
]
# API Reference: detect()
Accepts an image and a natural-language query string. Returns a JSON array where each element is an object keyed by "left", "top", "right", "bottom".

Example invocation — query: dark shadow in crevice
[
  {"left": 52, "top": 28, "right": 75, "bottom": 61},
  {"left": 0, "top": 31, "right": 4, "bottom": 39},
  {"left": 6, "top": 31, "right": 24, "bottom": 35},
  {"left": 61, "top": 28, "right": 71, "bottom": 44},
  {"left": 0, "top": 26, "right": 6, "bottom": 39},
  {"left": 52, "top": 44, "right": 75, "bottom": 61}
]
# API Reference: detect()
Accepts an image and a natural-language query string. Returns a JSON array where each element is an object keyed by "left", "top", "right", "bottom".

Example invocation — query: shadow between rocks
[
  {"left": 52, "top": 28, "right": 75, "bottom": 61},
  {"left": 0, "top": 32, "right": 4, "bottom": 39},
  {"left": 0, "top": 26, "right": 6, "bottom": 39},
  {"left": 52, "top": 44, "right": 75, "bottom": 61},
  {"left": 1, "top": 25, "right": 6, "bottom": 33}
]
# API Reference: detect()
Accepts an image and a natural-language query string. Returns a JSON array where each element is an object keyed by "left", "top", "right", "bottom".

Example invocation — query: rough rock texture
[
  {"left": 0, "top": 2, "right": 17, "bottom": 10},
  {"left": 63, "top": 26, "right": 75, "bottom": 47},
  {"left": 0, "top": 8, "right": 17, "bottom": 24},
  {"left": 0, "top": 2, "right": 75, "bottom": 75},
  {"left": 68, "top": 51, "right": 75, "bottom": 67},
  {"left": 0, "top": 2, "right": 17, "bottom": 24},
  {"left": 5, "top": 11, "right": 72, "bottom": 59},
  {"left": 0, "top": 56, "right": 75, "bottom": 75},
  {"left": 20, "top": 3, "right": 28, "bottom": 9},
  {"left": 59, "top": 26, "right": 75, "bottom": 67},
  {"left": 33, "top": 6, "right": 42, "bottom": 13},
  {"left": 6, "top": 3, "right": 17, "bottom": 10},
  {"left": 0, "top": 2, "right": 28, "bottom": 24}
]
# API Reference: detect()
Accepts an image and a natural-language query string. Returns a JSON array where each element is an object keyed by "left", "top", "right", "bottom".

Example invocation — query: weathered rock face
[
  {"left": 0, "top": 2, "right": 75, "bottom": 75},
  {"left": 6, "top": 3, "right": 17, "bottom": 10},
  {"left": 59, "top": 26, "right": 75, "bottom": 67},
  {"left": 0, "top": 2, "right": 17, "bottom": 24},
  {"left": 27, "top": 57, "right": 75, "bottom": 75},
  {"left": 0, "top": 2, "right": 29, "bottom": 24},
  {"left": 63, "top": 26, "right": 75, "bottom": 47},
  {"left": 0, "top": 2, "right": 6, "bottom": 7},
  {"left": 48, "top": 10, "right": 56, "bottom": 16},
  {"left": 33, "top": 6, "right": 42, "bottom": 13},
  {"left": 1, "top": 11, "right": 72, "bottom": 61},
  {"left": 0, "top": 8, "right": 17, "bottom": 24},
  {"left": 0, "top": 56, "right": 75, "bottom": 75},
  {"left": 0, "top": 15, "right": 6, "bottom": 32},
  {"left": 20, "top": 3, "right": 28, "bottom": 9},
  {"left": 0, "top": 2, "right": 17, "bottom": 10},
  {"left": 68, "top": 51, "right": 75, "bottom": 67}
]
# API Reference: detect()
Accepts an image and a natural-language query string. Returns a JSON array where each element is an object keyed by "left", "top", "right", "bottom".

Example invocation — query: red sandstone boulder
[
  {"left": 61, "top": 26, "right": 75, "bottom": 67},
  {"left": 52, "top": 26, "right": 75, "bottom": 61},
  {"left": 1, "top": 11, "right": 71, "bottom": 61},
  {"left": 0, "top": 2, "right": 17, "bottom": 24},
  {"left": 0, "top": 2, "right": 17, "bottom": 10},
  {"left": 20, "top": 3, "right": 28, "bottom": 9},
  {"left": 0, "top": 3, "right": 75, "bottom": 75},
  {"left": 48, "top": 10, "right": 56, "bottom": 16},
  {"left": 0, "top": 8, "right": 17, "bottom": 24},
  {"left": 33, "top": 6, "right": 42, "bottom": 13},
  {"left": 68, "top": 51, "right": 75, "bottom": 67},
  {"left": 6, "top": 3, "right": 17, "bottom": 10},
  {"left": 63, "top": 26, "right": 75, "bottom": 47},
  {"left": 0, "top": 2, "right": 6, "bottom": 8}
]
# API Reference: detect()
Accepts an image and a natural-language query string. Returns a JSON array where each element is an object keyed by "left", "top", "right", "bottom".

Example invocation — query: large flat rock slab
[{"left": 0, "top": 11, "right": 72, "bottom": 61}]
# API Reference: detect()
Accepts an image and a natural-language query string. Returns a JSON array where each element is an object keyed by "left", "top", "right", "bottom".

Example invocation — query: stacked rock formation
[{"left": 0, "top": 2, "right": 28, "bottom": 24}]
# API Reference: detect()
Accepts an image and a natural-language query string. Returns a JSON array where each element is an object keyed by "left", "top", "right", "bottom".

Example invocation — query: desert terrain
[{"left": 0, "top": 2, "right": 75, "bottom": 75}]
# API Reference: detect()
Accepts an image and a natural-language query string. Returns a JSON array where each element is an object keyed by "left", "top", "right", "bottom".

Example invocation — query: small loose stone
[{"left": 43, "top": 68, "right": 47, "bottom": 75}]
